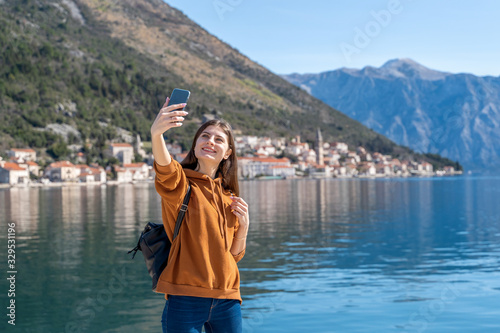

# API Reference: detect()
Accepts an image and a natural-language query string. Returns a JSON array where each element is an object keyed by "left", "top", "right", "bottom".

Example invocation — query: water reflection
[
  {"left": 240, "top": 178, "right": 500, "bottom": 277},
  {"left": 238, "top": 177, "right": 500, "bottom": 332},
  {"left": 0, "top": 176, "right": 499, "bottom": 332},
  {"left": 2, "top": 187, "right": 39, "bottom": 233}
]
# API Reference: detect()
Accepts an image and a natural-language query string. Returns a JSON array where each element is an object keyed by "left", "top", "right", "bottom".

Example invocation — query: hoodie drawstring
[{"left": 209, "top": 178, "right": 230, "bottom": 252}]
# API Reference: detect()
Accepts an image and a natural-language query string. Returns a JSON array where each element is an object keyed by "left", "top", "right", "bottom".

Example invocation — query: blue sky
[{"left": 164, "top": 1, "right": 500, "bottom": 76}]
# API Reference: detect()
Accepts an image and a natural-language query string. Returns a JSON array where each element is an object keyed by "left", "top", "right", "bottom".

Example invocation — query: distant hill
[
  {"left": 0, "top": 0, "right": 458, "bottom": 170},
  {"left": 283, "top": 58, "right": 500, "bottom": 172}
]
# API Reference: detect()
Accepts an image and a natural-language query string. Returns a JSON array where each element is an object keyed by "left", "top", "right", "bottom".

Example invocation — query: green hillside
[{"left": 0, "top": 0, "right": 460, "bottom": 170}]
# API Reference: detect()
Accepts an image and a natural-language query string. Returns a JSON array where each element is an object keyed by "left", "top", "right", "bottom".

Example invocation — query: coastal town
[{"left": 0, "top": 129, "right": 460, "bottom": 187}]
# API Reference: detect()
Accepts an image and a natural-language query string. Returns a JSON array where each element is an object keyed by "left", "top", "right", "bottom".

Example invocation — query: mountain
[
  {"left": 283, "top": 59, "right": 500, "bottom": 172},
  {"left": 0, "top": 1, "right": 457, "bottom": 169}
]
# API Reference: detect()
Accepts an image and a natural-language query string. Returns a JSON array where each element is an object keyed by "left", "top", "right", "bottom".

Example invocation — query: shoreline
[
  {"left": 0, "top": 179, "right": 155, "bottom": 189},
  {"left": 1, "top": 172, "right": 466, "bottom": 189}
]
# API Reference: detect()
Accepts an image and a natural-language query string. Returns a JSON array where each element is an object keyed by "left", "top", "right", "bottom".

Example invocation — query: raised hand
[{"left": 151, "top": 97, "right": 189, "bottom": 137}]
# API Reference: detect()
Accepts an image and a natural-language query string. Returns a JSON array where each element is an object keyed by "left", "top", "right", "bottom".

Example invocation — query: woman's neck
[{"left": 195, "top": 161, "right": 218, "bottom": 179}]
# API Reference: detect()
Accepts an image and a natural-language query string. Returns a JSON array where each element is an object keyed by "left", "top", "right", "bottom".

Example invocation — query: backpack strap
[
  {"left": 128, "top": 184, "right": 191, "bottom": 259},
  {"left": 173, "top": 184, "right": 191, "bottom": 240}
]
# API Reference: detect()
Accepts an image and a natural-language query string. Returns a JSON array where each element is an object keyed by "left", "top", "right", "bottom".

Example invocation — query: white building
[
  {"left": 0, "top": 162, "right": 30, "bottom": 185},
  {"left": 326, "top": 151, "right": 341, "bottom": 165},
  {"left": 285, "top": 142, "right": 309, "bottom": 156},
  {"left": 332, "top": 165, "right": 347, "bottom": 177},
  {"left": 238, "top": 157, "right": 294, "bottom": 179},
  {"left": 443, "top": 166, "right": 455, "bottom": 174},
  {"left": 7, "top": 148, "right": 37, "bottom": 162},
  {"left": 115, "top": 166, "right": 133, "bottom": 183},
  {"left": 108, "top": 143, "right": 134, "bottom": 165},
  {"left": 331, "top": 142, "right": 349, "bottom": 154},
  {"left": 376, "top": 164, "right": 393, "bottom": 177},
  {"left": 309, "top": 165, "right": 332, "bottom": 179},
  {"left": 358, "top": 162, "right": 376, "bottom": 177},
  {"left": 123, "top": 162, "right": 150, "bottom": 181},
  {"left": 422, "top": 162, "right": 434, "bottom": 174},
  {"left": 166, "top": 143, "right": 183, "bottom": 156},
  {"left": 271, "top": 138, "right": 286, "bottom": 152},
  {"left": 75, "top": 164, "right": 107, "bottom": 183},
  {"left": 255, "top": 145, "right": 276, "bottom": 156},
  {"left": 235, "top": 136, "right": 259, "bottom": 154},
  {"left": 345, "top": 164, "right": 359, "bottom": 177},
  {"left": 45, "top": 161, "right": 79, "bottom": 182},
  {"left": 302, "top": 149, "right": 317, "bottom": 165},
  {"left": 269, "top": 165, "right": 296, "bottom": 178},
  {"left": 16, "top": 160, "right": 42, "bottom": 177},
  {"left": 347, "top": 151, "right": 361, "bottom": 163}
]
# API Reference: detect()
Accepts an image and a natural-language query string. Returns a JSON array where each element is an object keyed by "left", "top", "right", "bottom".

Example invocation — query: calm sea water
[{"left": 1, "top": 176, "right": 499, "bottom": 333}]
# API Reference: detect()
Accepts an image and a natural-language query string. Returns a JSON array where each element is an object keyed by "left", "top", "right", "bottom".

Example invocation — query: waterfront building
[
  {"left": 123, "top": 162, "right": 150, "bottom": 181},
  {"left": 238, "top": 157, "right": 293, "bottom": 179},
  {"left": 45, "top": 161, "right": 79, "bottom": 182},
  {"left": 0, "top": 162, "right": 29, "bottom": 185}
]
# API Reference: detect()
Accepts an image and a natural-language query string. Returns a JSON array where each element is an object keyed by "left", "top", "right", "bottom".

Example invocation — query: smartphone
[{"left": 167, "top": 88, "right": 190, "bottom": 110}]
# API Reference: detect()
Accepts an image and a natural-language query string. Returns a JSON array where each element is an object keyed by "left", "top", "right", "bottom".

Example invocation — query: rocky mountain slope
[
  {"left": 0, "top": 0, "right": 457, "bottom": 169},
  {"left": 283, "top": 59, "right": 499, "bottom": 172}
]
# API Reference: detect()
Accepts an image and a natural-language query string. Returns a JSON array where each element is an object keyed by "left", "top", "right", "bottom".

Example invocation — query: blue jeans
[{"left": 161, "top": 295, "right": 242, "bottom": 333}]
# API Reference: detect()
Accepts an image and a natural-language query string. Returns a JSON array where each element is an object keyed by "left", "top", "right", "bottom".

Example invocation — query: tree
[{"left": 47, "top": 140, "right": 70, "bottom": 159}]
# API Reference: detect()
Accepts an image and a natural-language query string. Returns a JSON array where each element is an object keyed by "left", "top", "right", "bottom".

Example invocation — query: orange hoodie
[{"left": 154, "top": 160, "right": 245, "bottom": 302}]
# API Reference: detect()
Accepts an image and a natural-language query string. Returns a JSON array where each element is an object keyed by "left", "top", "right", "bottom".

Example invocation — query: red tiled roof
[
  {"left": 115, "top": 166, "right": 131, "bottom": 173},
  {"left": 238, "top": 157, "right": 290, "bottom": 164},
  {"left": 49, "top": 161, "right": 75, "bottom": 168},
  {"left": 123, "top": 163, "right": 147, "bottom": 168},
  {"left": 270, "top": 165, "right": 293, "bottom": 169},
  {"left": 11, "top": 148, "right": 36, "bottom": 153},
  {"left": 89, "top": 167, "right": 103, "bottom": 173},
  {"left": 79, "top": 172, "right": 94, "bottom": 177},
  {"left": 1, "top": 162, "right": 26, "bottom": 171}
]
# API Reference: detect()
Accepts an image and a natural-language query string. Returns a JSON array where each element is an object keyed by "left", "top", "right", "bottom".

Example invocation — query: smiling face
[{"left": 194, "top": 125, "right": 232, "bottom": 166}]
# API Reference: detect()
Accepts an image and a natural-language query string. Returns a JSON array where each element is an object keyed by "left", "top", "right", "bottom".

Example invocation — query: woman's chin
[{"left": 197, "top": 153, "right": 220, "bottom": 163}]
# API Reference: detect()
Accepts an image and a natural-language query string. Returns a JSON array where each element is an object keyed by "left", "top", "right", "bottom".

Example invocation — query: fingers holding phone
[
  {"left": 151, "top": 89, "right": 190, "bottom": 137},
  {"left": 151, "top": 102, "right": 188, "bottom": 136}
]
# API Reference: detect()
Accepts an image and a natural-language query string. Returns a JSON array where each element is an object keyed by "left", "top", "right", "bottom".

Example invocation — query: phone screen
[{"left": 167, "top": 89, "right": 191, "bottom": 109}]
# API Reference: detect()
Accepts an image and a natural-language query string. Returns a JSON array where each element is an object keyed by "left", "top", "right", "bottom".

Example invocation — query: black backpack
[{"left": 128, "top": 185, "right": 191, "bottom": 291}]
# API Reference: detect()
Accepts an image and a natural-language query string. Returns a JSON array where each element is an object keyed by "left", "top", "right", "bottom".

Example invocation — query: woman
[{"left": 151, "top": 97, "right": 249, "bottom": 333}]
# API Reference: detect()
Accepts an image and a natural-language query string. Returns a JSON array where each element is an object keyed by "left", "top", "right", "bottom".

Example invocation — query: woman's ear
[{"left": 224, "top": 148, "right": 233, "bottom": 160}]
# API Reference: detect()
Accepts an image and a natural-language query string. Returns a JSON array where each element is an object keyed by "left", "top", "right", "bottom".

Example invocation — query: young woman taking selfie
[{"left": 151, "top": 95, "right": 249, "bottom": 333}]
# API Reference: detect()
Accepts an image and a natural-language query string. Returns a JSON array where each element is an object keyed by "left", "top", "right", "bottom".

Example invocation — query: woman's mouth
[{"left": 202, "top": 147, "right": 216, "bottom": 154}]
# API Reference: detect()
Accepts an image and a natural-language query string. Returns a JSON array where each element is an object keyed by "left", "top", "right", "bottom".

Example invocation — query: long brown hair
[{"left": 181, "top": 119, "right": 239, "bottom": 196}]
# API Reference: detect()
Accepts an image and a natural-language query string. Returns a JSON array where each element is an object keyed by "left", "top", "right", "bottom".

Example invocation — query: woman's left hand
[{"left": 230, "top": 196, "right": 249, "bottom": 228}]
